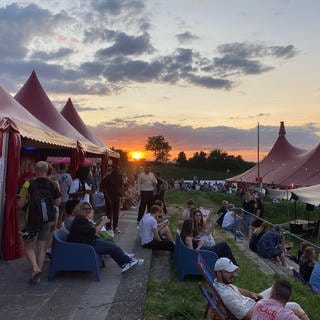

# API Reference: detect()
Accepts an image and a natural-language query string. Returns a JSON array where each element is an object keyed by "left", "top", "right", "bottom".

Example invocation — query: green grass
[{"left": 144, "top": 190, "right": 320, "bottom": 320}]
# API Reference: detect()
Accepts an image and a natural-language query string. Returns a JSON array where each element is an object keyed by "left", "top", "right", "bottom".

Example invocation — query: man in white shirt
[
  {"left": 139, "top": 205, "right": 174, "bottom": 251},
  {"left": 213, "top": 258, "right": 309, "bottom": 320},
  {"left": 137, "top": 164, "right": 157, "bottom": 223}
]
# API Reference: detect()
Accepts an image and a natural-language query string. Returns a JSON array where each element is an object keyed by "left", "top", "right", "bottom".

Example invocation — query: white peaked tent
[
  {"left": 266, "top": 185, "right": 320, "bottom": 206},
  {"left": 290, "top": 185, "right": 320, "bottom": 206}
]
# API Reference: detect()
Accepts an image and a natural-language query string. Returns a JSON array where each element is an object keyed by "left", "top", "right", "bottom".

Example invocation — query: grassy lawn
[{"left": 144, "top": 190, "right": 320, "bottom": 320}]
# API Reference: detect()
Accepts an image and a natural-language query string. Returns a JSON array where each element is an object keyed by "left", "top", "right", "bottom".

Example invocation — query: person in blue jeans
[
  {"left": 310, "top": 261, "right": 320, "bottom": 293},
  {"left": 68, "top": 201, "right": 141, "bottom": 272},
  {"left": 256, "top": 225, "right": 287, "bottom": 267}
]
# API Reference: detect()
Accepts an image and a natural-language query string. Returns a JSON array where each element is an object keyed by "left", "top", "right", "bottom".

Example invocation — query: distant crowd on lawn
[{"left": 167, "top": 176, "right": 230, "bottom": 193}]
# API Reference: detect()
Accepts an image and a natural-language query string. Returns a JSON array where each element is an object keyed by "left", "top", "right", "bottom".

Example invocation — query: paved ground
[{"left": 0, "top": 208, "right": 152, "bottom": 320}]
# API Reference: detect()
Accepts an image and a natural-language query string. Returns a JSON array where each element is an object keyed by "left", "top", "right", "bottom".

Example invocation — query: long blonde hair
[
  {"left": 74, "top": 201, "right": 93, "bottom": 218},
  {"left": 254, "top": 221, "right": 270, "bottom": 235}
]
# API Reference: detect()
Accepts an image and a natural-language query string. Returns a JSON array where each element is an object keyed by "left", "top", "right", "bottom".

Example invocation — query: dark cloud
[
  {"left": 47, "top": 79, "right": 112, "bottom": 95},
  {"left": 103, "top": 57, "right": 164, "bottom": 82},
  {"left": 0, "top": 3, "right": 69, "bottom": 60},
  {"left": 79, "top": 62, "right": 106, "bottom": 77},
  {"left": 128, "top": 114, "right": 154, "bottom": 119},
  {"left": 217, "top": 42, "right": 297, "bottom": 59},
  {"left": 185, "top": 74, "right": 233, "bottom": 90},
  {"left": 91, "top": 0, "right": 145, "bottom": 16},
  {"left": 229, "top": 113, "right": 270, "bottom": 120},
  {"left": 76, "top": 105, "right": 105, "bottom": 112},
  {"left": 213, "top": 56, "right": 273, "bottom": 75},
  {"left": 92, "top": 121, "right": 320, "bottom": 158},
  {"left": 96, "top": 32, "right": 154, "bottom": 57},
  {"left": 0, "top": 3, "right": 299, "bottom": 95},
  {"left": 176, "top": 31, "right": 199, "bottom": 44},
  {"left": 84, "top": 28, "right": 118, "bottom": 43},
  {"left": 268, "top": 45, "right": 297, "bottom": 59},
  {"left": 31, "top": 48, "right": 75, "bottom": 60},
  {"left": 210, "top": 42, "right": 297, "bottom": 76}
]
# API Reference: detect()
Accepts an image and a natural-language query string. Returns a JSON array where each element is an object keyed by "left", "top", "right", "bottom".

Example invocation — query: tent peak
[{"left": 279, "top": 121, "right": 286, "bottom": 136}]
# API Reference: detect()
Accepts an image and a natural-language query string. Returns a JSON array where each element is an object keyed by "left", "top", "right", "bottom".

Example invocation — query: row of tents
[{"left": 0, "top": 71, "right": 119, "bottom": 260}]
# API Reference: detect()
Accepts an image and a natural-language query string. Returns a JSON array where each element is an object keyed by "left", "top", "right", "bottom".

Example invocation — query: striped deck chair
[{"left": 197, "top": 253, "right": 237, "bottom": 320}]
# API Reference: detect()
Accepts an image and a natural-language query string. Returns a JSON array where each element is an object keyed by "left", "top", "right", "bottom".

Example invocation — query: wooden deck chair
[
  {"left": 197, "top": 253, "right": 237, "bottom": 320},
  {"left": 199, "top": 283, "right": 225, "bottom": 320}
]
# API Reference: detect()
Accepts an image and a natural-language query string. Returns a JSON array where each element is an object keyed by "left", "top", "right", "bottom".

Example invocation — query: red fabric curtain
[
  {"left": 70, "top": 146, "right": 85, "bottom": 178},
  {"left": 1, "top": 130, "right": 23, "bottom": 260}
]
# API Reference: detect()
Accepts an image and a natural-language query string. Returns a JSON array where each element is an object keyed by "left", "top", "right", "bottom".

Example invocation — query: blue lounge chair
[
  {"left": 174, "top": 232, "right": 218, "bottom": 281},
  {"left": 48, "top": 229, "right": 105, "bottom": 281}
]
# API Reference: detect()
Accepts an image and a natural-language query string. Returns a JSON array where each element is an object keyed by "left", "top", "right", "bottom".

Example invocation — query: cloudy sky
[{"left": 1, "top": 0, "right": 320, "bottom": 161}]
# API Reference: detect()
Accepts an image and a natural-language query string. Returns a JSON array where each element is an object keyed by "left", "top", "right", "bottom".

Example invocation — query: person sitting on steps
[{"left": 138, "top": 205, "right": 175, "bottom": 252}]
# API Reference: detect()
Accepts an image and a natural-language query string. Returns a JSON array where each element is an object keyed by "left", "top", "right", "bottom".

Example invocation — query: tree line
[
  {"left": 176, "top": 149, "right": 254, "bottom": 173},
  {"left": 112, "top": 135, "right": 255, "bottom": 174}
]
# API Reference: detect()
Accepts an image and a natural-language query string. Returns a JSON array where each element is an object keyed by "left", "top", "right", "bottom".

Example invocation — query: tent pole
[
  {"left": 257, "top": 122, "right": 260, "bottom": 184},
  {"left": 0, "top": 132, "right": 9, "bottom": 257}
]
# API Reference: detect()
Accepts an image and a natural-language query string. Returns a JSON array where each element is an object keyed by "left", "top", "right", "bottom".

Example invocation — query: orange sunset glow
[{"left": 129, "top": 151, "right": 145, "bottom": 161}]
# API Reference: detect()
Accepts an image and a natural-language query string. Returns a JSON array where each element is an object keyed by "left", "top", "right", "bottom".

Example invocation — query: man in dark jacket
[{"left": 101, "top": 165, "right": 123, "bottom": 233}]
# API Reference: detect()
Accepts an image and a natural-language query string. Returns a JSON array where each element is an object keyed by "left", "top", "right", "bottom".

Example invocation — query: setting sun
[{"left": 130, "top": 151, "right": 145, "bottom": 161}]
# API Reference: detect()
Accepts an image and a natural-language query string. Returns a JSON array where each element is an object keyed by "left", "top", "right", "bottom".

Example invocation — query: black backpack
[{"left": 27, "top": 177, "right": 57, "bottom": 228}]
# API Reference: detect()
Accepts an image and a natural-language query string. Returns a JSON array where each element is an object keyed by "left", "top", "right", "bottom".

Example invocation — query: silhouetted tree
[
  {"left": 145, "top": 135, "right": 172, "bottom": 163},
  {"left": 176, "top": 151, "right": 188, "bottom": 166},
  {"left": 188, "top": 151, "right": 207, "bottom": 168}
]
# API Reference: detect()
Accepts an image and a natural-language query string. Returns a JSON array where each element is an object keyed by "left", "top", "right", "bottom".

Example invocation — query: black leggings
[
  {"left": 203, "top": 242, "right": 238, "bottom": 266},
  {"left": 143, "top": 239, "right": 175, "bottom": 252}
]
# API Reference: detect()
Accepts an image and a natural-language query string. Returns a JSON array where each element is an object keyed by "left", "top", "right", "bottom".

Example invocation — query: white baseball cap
[{"left": 214, "top": 258, "right": 238, "bottom": 272}]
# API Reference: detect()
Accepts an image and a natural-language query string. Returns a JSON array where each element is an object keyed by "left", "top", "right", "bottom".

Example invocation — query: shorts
[{"left": 21, "top": 222, "right": 53, "bottom": 242}]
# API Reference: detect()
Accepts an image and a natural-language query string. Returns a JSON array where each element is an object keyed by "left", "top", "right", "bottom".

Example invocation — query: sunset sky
[{"left": 1, "top": 0, "right": 320, "bottom": 161}]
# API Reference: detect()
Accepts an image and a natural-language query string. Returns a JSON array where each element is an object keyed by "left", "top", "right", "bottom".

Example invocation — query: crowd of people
[{"left": 16, "top": 160, "right": 317, "bottom": 319}]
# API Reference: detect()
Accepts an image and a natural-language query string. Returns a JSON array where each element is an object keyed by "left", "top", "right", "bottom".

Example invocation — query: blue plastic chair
[
  {"left": 173, "top": 230, "right": 181, "bottom": 266},
  {"left": 48, "top": 229, "right": 104, "bottom": 281},
  {"left": 174, "top": 233, "right": 218, "bottom": 281}
]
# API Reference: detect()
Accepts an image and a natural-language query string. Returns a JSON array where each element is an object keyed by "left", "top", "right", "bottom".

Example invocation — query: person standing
[
  {"left": 52, "top": 162, "right": 73, "bottom": 227},
  {"left": 154, "top": 171, "right": 168, "bottom": 214},
  {"left": 137, "top": 164, "right": 157, "bottom": 223},
  {"left": 19, "top": 161, "right": 61, "bottom": 284},
  {"left": 242, "top": 191, "right": 255, "bottom": 236},
  {"left": 69, "top": 166, "right": 92, "bottom": 203},
  {"left": 101, "top": 165, "right": 123, "bottom": 233}
]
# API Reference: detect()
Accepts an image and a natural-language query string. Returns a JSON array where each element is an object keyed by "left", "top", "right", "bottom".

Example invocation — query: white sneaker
[
  {"left": 125, "top": 252, "right": 135, "bottom": 259},
  {"left": 137, "top": 258, "right": 144, "bottom": 266},
  {"left": 121, "top": 258, "right": 138, "bottom": 273}
]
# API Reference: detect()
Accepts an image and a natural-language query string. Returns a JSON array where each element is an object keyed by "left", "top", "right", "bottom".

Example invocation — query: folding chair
[
  {"left": 198, "top": 283, "right": 225, "bottom": 320},
  {"left": 197, "top": 253, "right": 237, "bottom": 320}
]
